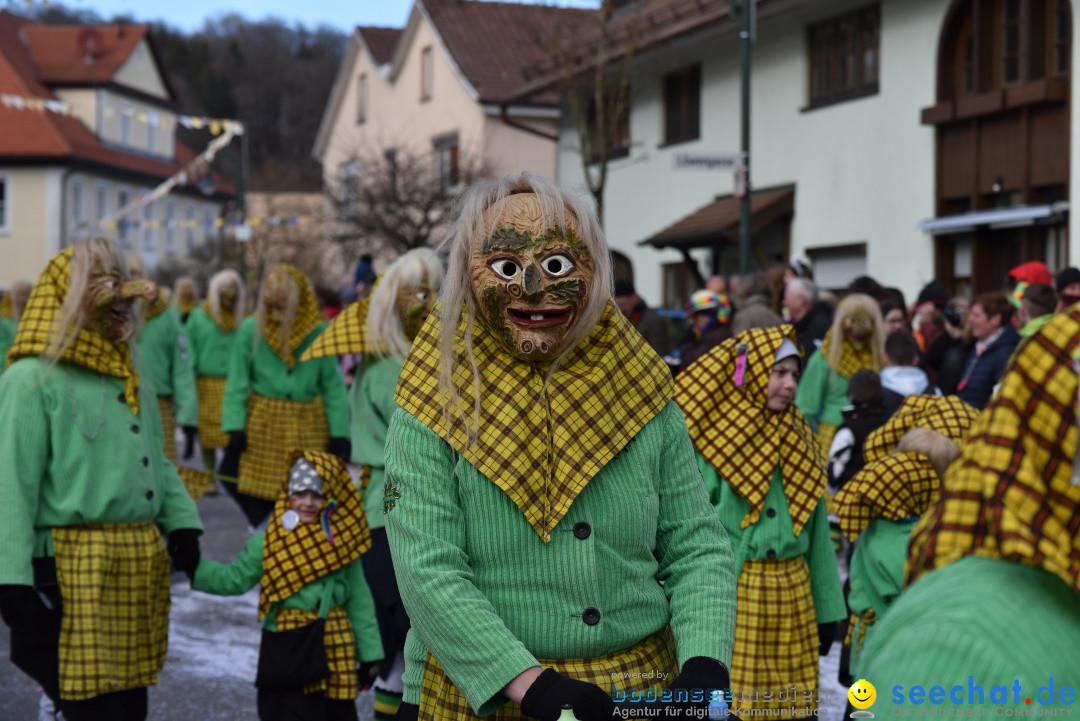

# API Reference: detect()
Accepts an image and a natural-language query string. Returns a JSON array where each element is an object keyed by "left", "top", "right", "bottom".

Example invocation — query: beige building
[{"left": 0, "top": 12, "right": 233, "bottom": 287}]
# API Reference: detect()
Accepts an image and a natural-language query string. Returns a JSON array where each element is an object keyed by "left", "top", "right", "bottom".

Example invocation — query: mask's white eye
[
  {"left": 540, "top": 254, "right": 574, "bottom": 277},
  {"left": 105, "top": 279, "right": 117, "bottom": 291},
  {"left": 489, "top": 259, "right": 521, "bottom": 280},
  {"left": 414, "top": 290, "right": 429, "bottom": 303}
]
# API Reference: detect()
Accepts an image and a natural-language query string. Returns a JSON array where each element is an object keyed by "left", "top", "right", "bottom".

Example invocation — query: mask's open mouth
[{"left": 507, "top": 306, "right": 571, "bottom": 329}]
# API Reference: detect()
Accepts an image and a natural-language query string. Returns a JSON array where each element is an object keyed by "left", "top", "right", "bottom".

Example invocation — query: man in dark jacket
[
  {"left": 783, "top": 278, "right": 832, "bottom": 358},
  {"left": 956, "top": 293, "right": 1020, "bottom": 410},
  {"left": 614, "top": 280, "right": 670, "bottom": 356}
]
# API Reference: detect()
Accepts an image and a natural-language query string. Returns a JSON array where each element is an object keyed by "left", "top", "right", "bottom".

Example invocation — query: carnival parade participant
[
  {"left": 173, "top": 276, "right": 199, "bottom": 324},
  {"left": 186, "top": 269, "right": 247, "bottom": 484},
  {"left": 191, "top": 450, "right": 384, "bottom": 721},
  {"left": 675, "top": 325, "right": 846, "bottom": 720},
  {"left": 0, "top": 236, "right": 203, "bottom": 721},
  {"left": 384, "top": 174, "right": 737, "bottom": 721},
  {"left": 300, "top": 246, "right": 442, "bottom": 721},
  {"left": 220, "top": 263, "right": 350, "bottom": 529},
  {"left": 0, "top": 279, "right": 31, "bottom": 366},
  {"left": 860, "top": 307, "right": 1080, "bottom": 709}
]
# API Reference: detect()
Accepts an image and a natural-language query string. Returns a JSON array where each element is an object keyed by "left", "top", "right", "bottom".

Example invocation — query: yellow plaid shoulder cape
[
  {"left": 7, "top": 247, "right": 141, "bottom": 414},
  {"left": 264, "top": 263, "right": 325, "bottom": 368},
  {"left": 819, "top": 326, "right": 877, "bottom": 379},
  {"left": 906, "top": 305, "right": 1080, "bottom": 593},
  {"left": 395, "top": 301, "right": 673, "bottom": 543},
  {"left": 299, "top": 273, "right": 384, "bottom": 362},
  {"left": 260, "top": 449, "right": 372, "bottom": 619},
  {"left": 863, "top": 395, "right": 978, "bottom": 464},
  {"left": 675, "top": 324, "right": 826, "bottom": 535},
  {"left": 201, "top": 299, "right": 239, "bottom": 334},
  {"left": 0, "top": 292, "right": 11, "bottom": 319},
  {"left": 835, "top": 451, "right": 941, "bottom": 542}
]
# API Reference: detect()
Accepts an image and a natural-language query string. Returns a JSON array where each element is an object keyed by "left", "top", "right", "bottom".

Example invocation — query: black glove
[
  {"left": 0, "top": 584, "right": 52, "bottom": 632},
  {"left": 219, "top": 431, "right": 247, "bottom": 481},
  {"left": 358, "top": 659, "right": 383, "bottom": 691},
  {"left": 394, "top": 703, "right": 420, "bottom": 721},
  {"left": 328, "top": 437, "right": 352, "bottom": 464},
  {"left": 818, "top": 621, "right": 838, "bottom": 656},
  {"left": 167, "top": 529, "right": 201, "bottom": 579},
  {"left": 664, "top": 656, "right": 731, "bottom": 712},
  {"left": 182, "top": 426, "right": 199, "bottom": 461},
  {"left": 520, "top": 668, "right": 614, "bottom": 721}
]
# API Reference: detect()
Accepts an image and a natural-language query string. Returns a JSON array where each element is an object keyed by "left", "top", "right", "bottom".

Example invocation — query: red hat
[{"left": 1008, "top": 261, "right": 1052, "bottom": 286}]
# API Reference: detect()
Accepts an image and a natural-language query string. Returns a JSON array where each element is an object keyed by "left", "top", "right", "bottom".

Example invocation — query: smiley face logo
[{"left": 848, "top": 679, "right": 877, "bottom": 710}]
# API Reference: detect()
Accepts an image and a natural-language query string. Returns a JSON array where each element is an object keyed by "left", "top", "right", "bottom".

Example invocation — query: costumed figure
[
  {"left": 0, "top": 279, "right": 31, "bottom": 366},
  {"left": 0, "top": 237, "right": 203, "bottom": 720},
  {"left": 860, "top": 307, "right": 1080, "bottom": 709},
  {"left": 173, "top": 276, "right": 199, "bottom": 324},
  {"left": 300, "top": 247, "right": 443, "bottom": 721},
  {"left": 219, "top": 263, "right": 350, "bottom": 529},
  {"left": 674, "top": 325, "right": 846, "bottom": 720},
  {"left": 191, "top": 450, "right": 384, "bottom": 721},
  {"left": 186, "top": 269, "right": 247, "bottom": 486},
  {"left": 384, "top": 174, "right": 737, "bottom": 721}
]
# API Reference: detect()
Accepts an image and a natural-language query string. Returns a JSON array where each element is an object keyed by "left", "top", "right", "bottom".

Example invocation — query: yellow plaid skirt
[
  {"left": 196, "top": 376, "right": 229, "bottom": 449},
  {"left": 731, "top": 558, "right": 820, "bottom": 719},
  {"left": 239, "top": 393, "right": 329, "bottom": 500},
  {"left": 177, "top": 466, "right": 212, "bottom": 501},
  {"left": 157, "top": 396, "right": 176, "bottom": 463},
  {"left": 274, "top": 606, "right": 358, "bottom": 700},
  {"left": 52, "top": 522, "right": 171, "bottom": 701},
  {"left": 418, "top": 626, "right": 677, "bottom": 721}
]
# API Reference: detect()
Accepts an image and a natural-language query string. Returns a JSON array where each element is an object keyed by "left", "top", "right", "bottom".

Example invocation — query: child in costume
[
  {"left": 220, "top": 263, "right": 351, "bottom": 528},
  {"left": 191, "top": 449, "right": 384, "bottom": 721},
  {"left": 300, "top": 247, "right": 443, "bottom": 721},
  {"left": 675, "top": 325, "right": 846, "bottom": 720},
  {"left": 0, "top": 237, "right": 203, "bottom": 721},
  {"left": 860, "top": 308, "right": 1080, "bottom": 709},
  {"left": 384, "top": 174, "right": 737, "bottom": 721},
  {"left": 185, "top": 269, "right": 247, "bottom": 485}
]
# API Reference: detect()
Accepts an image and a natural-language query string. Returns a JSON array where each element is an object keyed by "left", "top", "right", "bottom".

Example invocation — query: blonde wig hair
[
  {"left": 173, "top": 276, "right": 198, "bottom": 301},
  {"left": 44, "top": 236, "right": 133, "bottom": 361},
  {"left": 828, "top": 292, "right": 885, "bottom": 371},
  {"left": 436, "top": 173, "right": 612, "bottom": 437},
  {"left": 254, "top": 266, "right": 300, "bottom": 354},
  {"left": 895, "top": 427, "right": 960, "bottom": 480},
  {"left": 366, "top": 247, "right": 444, "bottom": 360},
  {"left": 208, "top": 269, "right": 246, "bottom": 328}
]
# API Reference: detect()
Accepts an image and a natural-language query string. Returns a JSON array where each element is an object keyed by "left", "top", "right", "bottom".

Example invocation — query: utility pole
[{"left": 734, "top": 0, "right": 754, "bottom": 274}]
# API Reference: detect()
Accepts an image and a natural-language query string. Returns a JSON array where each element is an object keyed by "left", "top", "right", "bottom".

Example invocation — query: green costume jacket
[
  {"left": 385, "top": 401, "right": 737, "bottom": 717},
  {"left": 193, "top": 531, "right": 384, "bottom": 662},
  {"left": 0, "top": 357, "right": 203, "bottom": 586},
  {"left": 136, "top": 308, "right": 198, "bottom": 427},
  {"left": 794, "top": 350, "right": 850, "bottom": 429},
  {"left": 349, "top": 355, "right": 403, "bottom": 530},
  {"left": 846, "top": 518, "right": 913, "bottom": 675},
  {"left": 184, "top": 306, "right": 238, "bottom": 378},
  {"left": 222, "top": 317, "right": 349, "bottom": 437},
  {"left": 697, "top": 460, "right": 847, "bottom": 623},
  {"left": 0, "top": 317, "right": 15, "bottom": 369}
]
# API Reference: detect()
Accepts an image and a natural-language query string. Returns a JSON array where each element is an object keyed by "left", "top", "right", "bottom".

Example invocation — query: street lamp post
[{"left": 734, "top": 0, "right": 755, "bottom": 275}]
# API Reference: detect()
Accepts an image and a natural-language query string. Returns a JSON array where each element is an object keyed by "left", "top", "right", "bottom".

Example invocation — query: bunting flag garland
[
  {"left": 95, "top": 213, "right": 321, "bottom": 231},
  {"left": 2, "top": 93, "right": 244, "bottom": 137}
]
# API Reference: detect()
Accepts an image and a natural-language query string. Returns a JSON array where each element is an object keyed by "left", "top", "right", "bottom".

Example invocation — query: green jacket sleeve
[
  {"left": 655, "top": 404, "right": 737, "bottom": 669},
  {"left": 802, "top": 498, "right": 846, "bottom": 623},
  {"left": 794, "top": 350, "right": 829, "bottom": 428},
  {"left": 222, "top": 320, "right": 254, "bottom": 432},
  {"left": 172, "top": 321, "right": 199, "bottom": 427},
  {"left": 384, "top": 409, "right": 539, "bottom": 716},
  {"left": 401, "top": 629, "right": 426, "bottom": 705},
  {"left": 317, "top": 355, "right": 349, "bottom": 439},
  {"left": 153, "top": 456, "right": 204, "bottom": 535},
  {"left": 344, "top": 557, "right": 385, "bottom": 662},
  {"left": 192, "top": 532, "right": 265, "bottom": 595}
]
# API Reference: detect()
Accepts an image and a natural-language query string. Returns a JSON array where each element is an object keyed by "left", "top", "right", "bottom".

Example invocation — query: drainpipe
[{"left": 499, "top": 103, "right": 559, "bottom": 142}]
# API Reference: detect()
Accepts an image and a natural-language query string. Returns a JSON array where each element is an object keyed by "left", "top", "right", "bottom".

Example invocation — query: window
[
  {"left": 71, "top": 180, "right": 84, "bottom": 231},
  {"left": 1002, "top": 0, "right": 1023, "bottom": 85},
  {"left": 185, "top": 202, "right": 196, "bottom": 252},
  {"left": 117, "top": 189, "right": 130, "bottom": 247},
  {"left": 433, "top": 133, "right": 460, "bottom": 194},
  {"left": 141, "top": 201, "right": 155, "bottom": 256},
  {"left": 662, "top": 64, "right": 700, "bottom": 146},
  {"left": 95, "top": 185, "right": 108, "bottom": 224},
  {"left": 338, "top": 160, "right": 360, "bottom": 212},
  {"left": 204, "top": 207, "right": 215, "bottom": 246},
  {"left": 662, "top": 261, "right": 700, "bottom": 311},
  {"left": 1053, "top": 0, "right": 1071, "bottom": 75},
  {"left": 421, "top": 46, "right": 433, "bottom": 101},
  {"left": 807, "top": 4, "right": 880, "bottom": 107},
  {"left": 120, "top": 107, "right": 132, "bottom": 145},
  {"left": 165, "top": 198, "right": 176, "bottom": 254},
  {"left": 0, "top": 176, "right": 8, "bottom": 231},
  {"left": 147, "top": 112, "right": 157, "bottom": 153},
  {"left": 357, "top": 74, "right": 369, "bottom": 124}
]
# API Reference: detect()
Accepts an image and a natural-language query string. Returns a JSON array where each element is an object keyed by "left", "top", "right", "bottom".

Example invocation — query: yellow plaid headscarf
[
  {"left": 202, "top": 299, "right": 239, "bottom": 334},
  {"left": 260, "top": 449, "right": 372, "bottom": 619},
  {"left": 819, "top": 326, "right": 878, "bottom": 378},
  {"left": 835, "top": 452, "right": 942, "bottom": 542},
  {"left": 863, "top": 395, "right": 978, "bottom": 464},
  {"left": 675, "top": 325, "right": 826, "bottom": 535},
  {"left": 395, "top": 301, "right": 673, "bottom": 543},
  {"left": 299, "top": 274, "right": 383, "bottom": 362},
  {"left": 7, "top": 247, "right": 142, "bottom": 414},
  {"left": 263, "top": 263, "right": 324, "bottom": 368},
  {"left": 906, "top": 305, "right": 1080, "bottom": 593},
  {"left": 0, "top": 292, "right": 11, "bottom": 319}
]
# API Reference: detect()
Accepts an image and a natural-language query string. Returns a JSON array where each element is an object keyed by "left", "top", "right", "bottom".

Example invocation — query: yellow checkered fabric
[
  {"left": 843, "top": 608, "right": 878, "bottom": 669},
  {"left": 835, "top": 452, "right": 942, "bottom": 543},
  {"left": 675, "top": 325, "right": 827, "bottom": 535},
  {"left": 730, "top": 558, "right": 819, "bottom": 719},
  {"left": 863, "top": 395, "right": 978, "bottom": 464},
  {"left": 265, "top": 263, "right": 324, "bottom": 368},
  {"left": 396, "top": 302, "right": 673, "bottom": 543},
  {"left": 819, "top": 327, "right": 877, "bottom": 378},
  {"left": 815, "top": 422, "right": 838, "bottom": 460},
  {"left": 260, "top": 450, "right": 371, "bottom": 618},
  {"left": 0, "top": 291, "right": 12, "bottom": 319},
  {"left": 157, "top": 395, "right": 177, "bottom": 462},
  {"left": 196, "top": 375, "right": 229, "bottom": 449},
  {"left": 238, "top": 394, "right": 329, "bottom": 501},
  {"left": 52, "top": 522, "right": 170, "bottom": 701},
  {"left": 177, "top": 466, "right": 212, "bottom": 501},
  {"left": 275, "top": 605, "right": 359, "bottom": 700},
  {"left": 201, "top": 299, "right": 239, "bottom": 334},
  {"left": 907, "top": 306, "right": 1080, "bottom": 593},
  {"left": 418, "top": 626, "right": 677, "bottom": 721},
  {"left": 7, "top": 247, "right": 141, "bottom": 414},
  {"left": 300, "top": 274, "right": 383, "bottom": 361}
]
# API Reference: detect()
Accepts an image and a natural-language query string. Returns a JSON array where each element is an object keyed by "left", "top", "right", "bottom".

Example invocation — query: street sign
[{"left": 673, "top": 152, "right": 742, "bottom": 171}]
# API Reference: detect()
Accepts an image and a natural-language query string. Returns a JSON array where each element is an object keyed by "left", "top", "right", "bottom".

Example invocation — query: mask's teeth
[{"left": 531, "top": 314, "right": 543, "bottom": 321}]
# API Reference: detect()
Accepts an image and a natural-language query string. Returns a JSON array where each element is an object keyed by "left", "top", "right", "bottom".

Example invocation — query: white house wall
[
  {"left": 112, "top": 39, "right": 170, "bottom": 100},
  {"left": 0, "top": 166, "right": 63, "bottom": 285}
]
